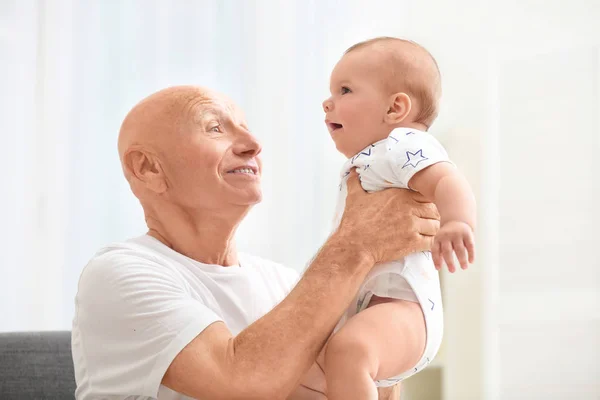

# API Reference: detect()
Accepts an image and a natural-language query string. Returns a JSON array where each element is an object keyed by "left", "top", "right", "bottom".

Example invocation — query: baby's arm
[{"left": 408, "top": 162, "right": 476, "bottom": 272}]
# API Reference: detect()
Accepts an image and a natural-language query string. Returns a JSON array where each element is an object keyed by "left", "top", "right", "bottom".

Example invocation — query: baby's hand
[{"left": 432, "top": 221, "right": 475, "bottom": 273}]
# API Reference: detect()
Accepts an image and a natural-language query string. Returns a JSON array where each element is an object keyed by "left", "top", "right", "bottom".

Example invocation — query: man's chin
[
  {"left": 244, "top": 195, "right": 262, "bottom": 206},
  {"left": 235, "top": 190, "right": 262, "bottom": 206},
  {"left": 224, "top": 182, "right": 262, "bottom": 204}
]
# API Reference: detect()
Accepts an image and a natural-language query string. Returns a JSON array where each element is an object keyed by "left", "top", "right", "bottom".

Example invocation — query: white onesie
[{"left": 333, "top": 127, "right": 450, "bottom": 386}]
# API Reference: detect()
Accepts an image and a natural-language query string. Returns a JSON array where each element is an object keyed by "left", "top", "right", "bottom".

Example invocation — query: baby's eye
[{"left": 341, "top": 86, "right": 351, "bottom": 95}]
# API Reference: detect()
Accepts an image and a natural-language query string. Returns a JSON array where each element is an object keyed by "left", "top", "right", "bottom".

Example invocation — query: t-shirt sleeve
[
  {"left": 386, "top": 131, "right": 452, "bottom": 189},
  {"left": 72, "top": 250, "right": 222, "bottom": 398},
  {"left": 281, "top": 265, "right": 301, "bottom": 293}
]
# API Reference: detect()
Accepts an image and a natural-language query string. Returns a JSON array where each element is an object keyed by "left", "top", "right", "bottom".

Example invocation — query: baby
[{"left": 316, "top": 37, "right": 476, "bottom": 399}]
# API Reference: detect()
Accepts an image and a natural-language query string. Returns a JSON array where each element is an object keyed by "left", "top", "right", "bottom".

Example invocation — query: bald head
[
  {"left": 118, "top": 85, "right": 220, "bottom": 162},
  {"left": 345, "top": 37, "right": 442, "bottom": 128}
]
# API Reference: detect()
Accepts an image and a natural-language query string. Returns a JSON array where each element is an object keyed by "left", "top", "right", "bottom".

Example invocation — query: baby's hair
[{"left": 345, "top": 37, "right": 442, "bottom": 129}]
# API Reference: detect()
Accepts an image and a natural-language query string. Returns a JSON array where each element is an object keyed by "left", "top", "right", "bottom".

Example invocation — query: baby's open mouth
[{"left": 328, "top": 122, "right": 343, "bottom": 131}]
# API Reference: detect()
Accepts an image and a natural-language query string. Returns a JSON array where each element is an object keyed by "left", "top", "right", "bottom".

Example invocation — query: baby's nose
[{"left": 322, "top": 98, "right": 333, "bottom": 112}]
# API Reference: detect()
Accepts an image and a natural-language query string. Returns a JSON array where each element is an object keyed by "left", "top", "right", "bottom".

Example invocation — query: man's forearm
[{"left": 230, "top": 238, "right": 373, "bottom": 398}]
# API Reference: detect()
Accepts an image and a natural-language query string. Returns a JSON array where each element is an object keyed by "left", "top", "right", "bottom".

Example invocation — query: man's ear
[
  {"left": 385, "top": 92, "right": 412, "bottom": 124},
  {"left": 124, "top": 149, "right": 168, "bottom": 193}
]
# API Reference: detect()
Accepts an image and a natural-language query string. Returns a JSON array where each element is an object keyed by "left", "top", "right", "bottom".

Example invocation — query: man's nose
[
  {"left": 233, "top": 127, "right": 262, "bottom": 157},
  {"left": 322, "top": 98, "right": 334, "bottom": 113}
]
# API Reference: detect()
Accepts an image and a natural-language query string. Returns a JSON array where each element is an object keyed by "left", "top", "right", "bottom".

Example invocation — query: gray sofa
[{"left": 0, "top": 331, "right": 75, "bottom": 399}]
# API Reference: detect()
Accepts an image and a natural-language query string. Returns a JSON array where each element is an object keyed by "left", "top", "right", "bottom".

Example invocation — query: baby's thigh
[
  {"left": 332, "top": 297, "right": 426, "bottom": 380},
  {"left": 293, "top": 361, "right": 327, "bottom": 398}
]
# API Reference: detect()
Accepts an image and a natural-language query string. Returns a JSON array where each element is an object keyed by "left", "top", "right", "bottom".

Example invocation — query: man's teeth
[{"left": 230, "top": 168, "right": 255, "bottom": 174}]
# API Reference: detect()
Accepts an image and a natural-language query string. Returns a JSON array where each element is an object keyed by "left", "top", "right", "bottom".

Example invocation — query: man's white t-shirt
[{"left": 71, "top": 235, "right": 300, "bottom": 400}]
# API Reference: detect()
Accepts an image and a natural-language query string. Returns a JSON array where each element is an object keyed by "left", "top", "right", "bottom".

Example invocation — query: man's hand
[
  {"left": 432, "top": 220, "right": 475, "bottom": 272},
  {"left": 334, "top": 170, "right": 440, "bottom": 266}
]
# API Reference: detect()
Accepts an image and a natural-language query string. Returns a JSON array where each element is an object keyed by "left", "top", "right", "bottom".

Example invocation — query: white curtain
[{"left": 1, "top": 0, "right": 410, "bottom": 332}]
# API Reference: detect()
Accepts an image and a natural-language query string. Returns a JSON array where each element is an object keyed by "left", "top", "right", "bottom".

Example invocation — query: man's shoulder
[
  {"left": 87, "top": 236, "right": 162, "bottom": 267},
  {"left": 92, "top": 236, "right": 150, "bottom": 256},
  {"left": 80, "top": 236, "right": 177, "bottom": 286}
]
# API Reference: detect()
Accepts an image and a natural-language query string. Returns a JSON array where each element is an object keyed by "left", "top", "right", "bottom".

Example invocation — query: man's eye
[
  {"left": 341, "top": 86, "right": 351, "bottom": 95},
  {"left": 209, "top": 125, "right": 222, "bottom": 133}
]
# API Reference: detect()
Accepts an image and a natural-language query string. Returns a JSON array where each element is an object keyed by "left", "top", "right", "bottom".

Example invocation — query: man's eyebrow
[
  {"left": 191, "top": 107, "right": 221, "bottom": 124},
  {"left": 199, "top": 107, "right": 220, "bottom": 118},
  {"left": 189, "top": 104, "right": 247, "bottom": 128}
]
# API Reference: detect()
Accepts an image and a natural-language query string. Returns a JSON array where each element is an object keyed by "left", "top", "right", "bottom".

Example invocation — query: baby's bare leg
[
  {"left": 320, "top": 296, "right": 426, "bottom": 400},
  {"left": 287, "top": 361, "right": 327, "bottom": 400}
]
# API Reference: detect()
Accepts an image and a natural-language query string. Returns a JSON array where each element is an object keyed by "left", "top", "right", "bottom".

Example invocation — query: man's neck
[{"left": 144, "top": 201, "right": 249, "bottom": 267}]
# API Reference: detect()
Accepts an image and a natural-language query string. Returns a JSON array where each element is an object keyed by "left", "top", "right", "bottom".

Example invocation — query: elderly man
[{"left": 71, "top": 86, "right": 439, "bottom": 400}]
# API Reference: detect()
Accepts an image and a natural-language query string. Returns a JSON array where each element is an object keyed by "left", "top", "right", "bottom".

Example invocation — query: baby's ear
[{"left": 385, "top": 92, "right": 411, "bottom": 124}]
